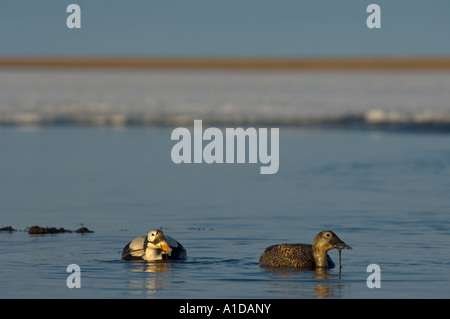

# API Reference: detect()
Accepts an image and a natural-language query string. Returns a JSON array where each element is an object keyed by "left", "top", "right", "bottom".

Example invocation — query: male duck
[
  {"left": 122, "top": 229, "right": 187, "bottom": 261},
  {"left": 259, "top": 230, "right": 352, "bottom": 269}
]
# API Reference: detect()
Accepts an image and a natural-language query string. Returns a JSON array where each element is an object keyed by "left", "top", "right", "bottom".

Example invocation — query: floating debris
[
  {"left": 27, "top": 225, "right": 94, "bottom": 234},
  {"left": 2, "top": 224, "right": 95, "bottom": 234},
  {"left": 187, "top": 227, "right": 214, "bottom": 231},
  {"left": 28, "top": 226, "right": 47, "bottom": 234},
  {"left": 0, "top": 226, "right": 16, "bottom": 232},
  {"left": 28, "top": 225, "right": 72, "bottom": 234},
  {"left": 75, "top": 227, "right": 94, "bottom": 233}
]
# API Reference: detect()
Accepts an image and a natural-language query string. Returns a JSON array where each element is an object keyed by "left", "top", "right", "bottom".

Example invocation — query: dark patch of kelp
[{"left": 0, "top": 225, "right": 93, "bottom": 234}]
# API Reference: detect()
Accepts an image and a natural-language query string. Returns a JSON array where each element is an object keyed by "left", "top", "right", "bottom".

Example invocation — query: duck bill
[
  {"left": 157, "top": 241, "right": 173, "bottom": 255},
  {"left": 334, "top": 242, "right": 352, "bottom": 250}
]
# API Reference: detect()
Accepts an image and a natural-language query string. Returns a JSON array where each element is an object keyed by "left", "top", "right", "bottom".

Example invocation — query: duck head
[
  {"left": 145, "top": 229, "right": 173, "bottom": 255},
  {"left": 312, "top": 230, "right": 352, "bottom": 267},
  {"left": 313, "top": 230, "right": 352, "bottom": 251}
]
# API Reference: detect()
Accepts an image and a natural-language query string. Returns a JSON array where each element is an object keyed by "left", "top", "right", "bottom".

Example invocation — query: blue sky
[{"left": 1, "top": 0, "right": 449, "bottom": 57}]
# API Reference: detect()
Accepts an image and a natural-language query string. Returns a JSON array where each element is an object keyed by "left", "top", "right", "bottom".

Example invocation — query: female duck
[
  {"left": 259, "top": 230, "right": 351, "bottom": 269},
  {"left": 122, "top": 229, "right": 187, "bottom": 261}
]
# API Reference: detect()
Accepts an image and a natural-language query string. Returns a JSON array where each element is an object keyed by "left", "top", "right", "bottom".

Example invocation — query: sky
[{"left": 0, "top": 0, "right": 449, "bottom": 57}]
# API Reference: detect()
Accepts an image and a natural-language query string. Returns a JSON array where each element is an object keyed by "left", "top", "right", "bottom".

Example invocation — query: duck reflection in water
[
  {"left": 125, "top": 261, "right": 172, "bottom": 296},
  {"left": 261, "top": 266, "right": 347, "bottom": 298}
]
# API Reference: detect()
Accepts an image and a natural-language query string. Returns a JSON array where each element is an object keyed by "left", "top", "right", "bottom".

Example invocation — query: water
[
  {"left": 1, "top": 70, "right": 450, "bottom": 299},
  {"left": 1, "top": 126, "right": 449, "bottom": 299}
]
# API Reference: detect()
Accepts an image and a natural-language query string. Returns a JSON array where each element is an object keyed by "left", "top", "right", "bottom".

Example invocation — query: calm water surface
[{"left": 1, "top": 126, "right": 449, "bottom": 298}]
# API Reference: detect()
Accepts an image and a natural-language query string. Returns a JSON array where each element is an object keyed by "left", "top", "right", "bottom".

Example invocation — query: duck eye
[
  {"left": 151, "top": 233, "right": 155, "bottom": 236},
  {"left": 325, "top": 233, "right": 331, "bottom": 237}
]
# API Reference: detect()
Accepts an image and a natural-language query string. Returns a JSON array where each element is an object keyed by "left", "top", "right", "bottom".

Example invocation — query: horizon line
[{"left": 1, "top": 56, "right": 450, "bottom": 70}]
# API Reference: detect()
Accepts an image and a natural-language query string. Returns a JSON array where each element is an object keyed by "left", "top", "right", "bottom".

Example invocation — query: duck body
[
  {"left": 122, "top": 229, "right": 187, "bottom": 261},
  {"left": 260, "top": 244, "right": 335, "bottom": 269},
  {"left": 259, "top": 230, "right": 351, "bottom": 269}
]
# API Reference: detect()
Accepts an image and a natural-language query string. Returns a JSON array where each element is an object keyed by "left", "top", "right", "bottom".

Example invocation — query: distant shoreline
[{"left": 1, "top": 57, "right": 450, "bottom": 70}]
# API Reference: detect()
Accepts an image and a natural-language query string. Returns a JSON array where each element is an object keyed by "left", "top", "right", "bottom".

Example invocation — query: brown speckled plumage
[
  {"left": 259, "top": 230, "right": 352, "bottom": 269},
  {"left": 260, "top": 244, "right": 318, "bottom": 268}
]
